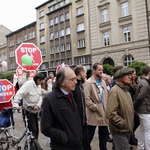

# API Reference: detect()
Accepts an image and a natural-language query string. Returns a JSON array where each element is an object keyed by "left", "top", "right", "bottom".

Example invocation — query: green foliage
[
  {"left": 0, "top": 72, "right": 14, "bottom": 80},
  {"left": 103, "top": 64, "right": 114, "bottom": 76},
  {"left": 129, "top": 61, "right": 147, "bottom": 76}
]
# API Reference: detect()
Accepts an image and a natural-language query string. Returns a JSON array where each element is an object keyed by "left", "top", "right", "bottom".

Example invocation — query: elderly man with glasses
[{"left": 41, "top": 66, "right": 83, "bottom": 150}]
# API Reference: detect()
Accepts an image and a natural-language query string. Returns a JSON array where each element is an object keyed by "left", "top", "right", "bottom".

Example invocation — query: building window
[
  {"left": 49, "top": 19, "right": 54, "bottom": 26},
  {"left": 65, "top": 12, "right": 70, "bottom": 20},
  {"left": 76, "top": 6, "right": 84, "bottom": 16},
  {"left": 123, "top": 26, "right": 131, "bottom": 42},
  {"left": 29, "top": 32, "right": 32, "bottom": 39},
  {"left": 40, "top": 36, "right": 45, "bottom": 43},
  {"left": 17, "top": 37, "right": 22, "bottom": 44},
  {"left": 10, "top": 62, "right": 15, "bottom": 69},
  {"left": 66, "top": 27, "right": 70, "bottom": 35},
  {"left": 54, "top": 16, "right": 59, "bottom": 24},
  {"left": 78, "top": 39, "right": 85, "bottom": 48},
  {"left": 55, "top": 45, "right": 60, "bottom": 53},
  {"left": 39, "top": 10, "right": 44, "bottom": 18},
  {"left": 75, "top": 56, "right": 86, "bottom": 64},
  {"left": 49, "top": 6, "right": 53, "bottom": 12},
  {"left": 59, "top": 1, "right": 64, "bottom": 7},
  {"left": 67, "top": 58, "right": 72, "bottom": 65},
  {"left": 9, "top": 40, "right": 14, "bottom": 46},
  {"left": 40, "top": 63, "right": 47, "bottom": 70},
  {"left": 66, "top": 43, "right": 71, "bottom": 50},
  {"left": 60, "top": 44, "right": 65, "bottom": 51},
  {"left": 50, "top": 61, "right": 55, "bottom": 68},
  {"left": 103, "top": 31, "right": 110, "bottom": 46},
  {"left": 50, "top": 61, "right": 53, "bottom": 67},
  {"left": 41, "top": 49, "right": 46, "bottom": 56},
  {"left": 124, "top": 55, "right": 134, "bottom": 66},
  {"left": 60, "top": 29, "right": 65, "bottom": 37},
  {"left": 103, "top": 58, "right": 114, "bottom": 66},
  {"left": 102, "top": 9, "right": 108, "bottom": 23},
  {"left": 54, "top": 31, "right": 59, "bottom": 39},
  {"left": 61, "top": 59, "right": 65, "bottom": 64},
  {"left": 9, "top": 51, "right": 15, "bottom": 58},
  {"left": 60, "top": 14, "right": 64, "bottom": 22},
  {"left": 65, "top": 0, "right": 69, "bottom": 4},
  {"left": 50, "top": 47, "right": 54, "bottom": 54},
  {"left": 40, "top": 22, "right": 45, "bottom": 30},
  {"left": 50, "top": 33, "right": 54, "bottom": 40},
  {"left": 121, "top": 2, "right": 128, "bottom": 17},
  {"left": 24, "top": 35, "right": 27, "bottom": 41},
  {"left": 29, "top": 32, "right": 35, "bottom": 39},
  {"left": 32, "top": 31, "right": 36, "bottom": 38},
  {"left": 56, "top": 60, "right": 60, "bottom": 66},
  {"left": 54, "top": 4, "right": 58, "bottom": 10},
  {"left": 77, "top": 23, "right": 85, "bottom": 32}
]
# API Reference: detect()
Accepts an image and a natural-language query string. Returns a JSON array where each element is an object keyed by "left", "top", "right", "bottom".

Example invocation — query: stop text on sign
[
  {"left": 20, "top": 47, "right": 37, "bottom": 53},
  {"left": 0, "top": 85, "right": 12, "bottom": 91}
]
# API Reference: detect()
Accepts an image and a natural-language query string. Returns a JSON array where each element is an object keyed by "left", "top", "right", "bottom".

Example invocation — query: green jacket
[{"left": 106, "top": 81, "right": 134, "bottom": 135}]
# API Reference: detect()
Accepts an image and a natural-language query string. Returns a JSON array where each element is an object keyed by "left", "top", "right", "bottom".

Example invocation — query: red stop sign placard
[
  {"left": 15, "top": 43, "right": 43, "bottom": 71},
  {"left": 16, "top": 66, "right": 36, "bottom": 79},
  {"left": 0, "top": 79, "right": 15, "bottom": 103}
]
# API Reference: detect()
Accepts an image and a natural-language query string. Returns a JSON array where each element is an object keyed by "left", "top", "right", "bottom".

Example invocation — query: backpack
[{"left": 0, "top": 108, "right": 13, "bottom": 127}]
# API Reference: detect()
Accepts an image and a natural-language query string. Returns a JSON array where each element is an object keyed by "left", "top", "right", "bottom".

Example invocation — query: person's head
[
  {"left": 54, "top": 67, "right": 77, "bottom": 92},
  {"left": 74, "top": 65, "right": 87, "bottom": 82},
  {"left": 129, "top": 68, "right": 136, "bottom": 80},
  {"left": 92, "top": 63, "right": 103, "bottom": 79},
  {"left": 41, "top": 78, "right": 48, "bottom": 90},
  {"left": 102, "top": 73, "right": 108, "bottom": 82},
  {"left": 112, "top": 66, "right": 123, "bottom": 75},
  {"left": 56, "top": 63, "right": 69, "bottom": 74},
  {"left": 49, "top": 72, "right": 54, "bottom": 79},
  {"left": 26, "top": 71, "right": 30, "bottom": 78},
  {"left": 114, "top": 68, "right": 133, "bottom": 85},
  {"left": 105, "top": 75, "right": 112, "bottom": 86},
  {"left": 141, "top": 66, "right": 150, "bottom": 79},
  {"left": 33, "top": 73, "right": 45, "bottom": 85}
]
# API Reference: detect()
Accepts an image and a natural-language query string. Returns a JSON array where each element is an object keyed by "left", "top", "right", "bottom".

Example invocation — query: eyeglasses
[{"left": 66, "top": 77, "right": 77, "bottom": 82}]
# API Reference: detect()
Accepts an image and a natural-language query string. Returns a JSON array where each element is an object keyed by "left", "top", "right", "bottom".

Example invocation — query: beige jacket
[{"left": 83, "top": 75, "right": 108, "bottom": 126}]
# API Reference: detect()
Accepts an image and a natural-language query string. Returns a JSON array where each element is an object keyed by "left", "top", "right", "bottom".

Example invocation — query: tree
[
  {"left": 129, "top": 61, "right": 147, "bottom": 76},
  {"left": 0, "top": 72, "right": 14, "bottom": 80},
  {"left": 103, "top": 64, "right": 114, "bottom": 76}
]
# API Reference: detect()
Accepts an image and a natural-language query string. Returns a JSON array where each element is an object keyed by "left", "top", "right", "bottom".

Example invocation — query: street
[{"left": 11, "top": 112, "right": 137, "bottom": 150}]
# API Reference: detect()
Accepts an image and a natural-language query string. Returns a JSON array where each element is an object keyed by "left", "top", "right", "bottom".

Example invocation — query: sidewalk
[{"left": 13, "top": 112, "right": 137, "bottom": 150}]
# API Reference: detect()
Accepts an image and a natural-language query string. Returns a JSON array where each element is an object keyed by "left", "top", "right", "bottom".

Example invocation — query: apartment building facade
[
  {"left": 4, "top": 0, "right": 150, "bottom": 75},
  {"left": 6, "top": 22, "right": 36, "bottom": 72},
  {"left": 0, "top": 44, "right": 7, "bottom": 73},
  {"left": 35, "top": 0, "right": 91, "bottom": 73},
  {"left": 0, "top": 25, "right": 12, "bottom": 73},
  {"left": 89, "top": 0, "right": 150, "bottom": 67}
]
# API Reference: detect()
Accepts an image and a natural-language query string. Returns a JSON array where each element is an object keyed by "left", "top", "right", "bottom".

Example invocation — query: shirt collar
[{"left": 60, "top": 88, "right": 69, "bottom": 95}]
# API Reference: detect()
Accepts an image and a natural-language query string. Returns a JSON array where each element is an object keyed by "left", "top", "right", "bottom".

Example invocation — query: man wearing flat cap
[{"left": 106, "top": 68, "right": 134, "bottom": 150}]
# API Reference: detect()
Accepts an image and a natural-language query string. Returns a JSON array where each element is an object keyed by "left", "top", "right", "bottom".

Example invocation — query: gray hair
[{"left": 54, "top": 67, "right": 71, "bottom": 88}]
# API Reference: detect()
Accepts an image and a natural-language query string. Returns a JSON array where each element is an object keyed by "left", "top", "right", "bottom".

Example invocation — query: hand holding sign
[{"left": 21, "top": 55, "right": 32, "bottom": 66}]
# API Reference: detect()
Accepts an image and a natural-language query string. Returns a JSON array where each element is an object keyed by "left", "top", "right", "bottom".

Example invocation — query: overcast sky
[{"left": 0, "top": 0, "right": 46, "bottom": 31}]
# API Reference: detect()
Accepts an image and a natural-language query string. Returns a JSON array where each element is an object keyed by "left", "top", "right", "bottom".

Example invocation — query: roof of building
[{"left": 5, "top": 21, "right": 36, "bottom": 37}]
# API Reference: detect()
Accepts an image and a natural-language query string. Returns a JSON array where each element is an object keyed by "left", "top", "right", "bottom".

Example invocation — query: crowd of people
[{"left": 0, "top": 63, "right": 150, "bottom": 150}]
